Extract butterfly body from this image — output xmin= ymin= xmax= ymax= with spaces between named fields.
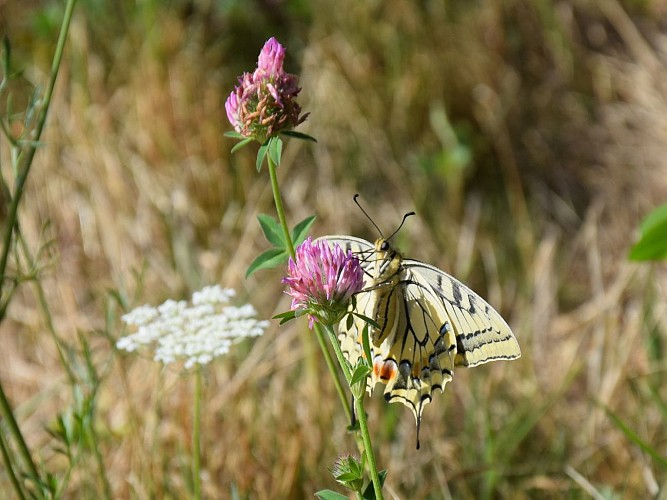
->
xmin=318 ymin=235 xmax=521 ymax=437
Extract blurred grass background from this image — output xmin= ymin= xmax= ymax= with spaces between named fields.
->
xmin=1 ymin=0 xmax=667 ymax=498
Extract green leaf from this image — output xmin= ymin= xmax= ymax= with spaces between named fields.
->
xmin=291 ymin=215 xmax=317 ymax=245
xmin=315 ymin=491 xmax=349 ymax=500
xmin=354 ymin=313 xmax=380 ymax=330
xmin=245 ymin=248 xmax=288 ymax=278
xmin=257 ymin=214 xmax=286 ymax=247
xmin=346 ymin=420 xmax=360 ymax=433
xmin=281 ymin=130 xmax=318 ymax=142
xmin=224 ymin=131 xmax=245 ymax=139
xmin=603 ymin=404 xmax=667 ymax=470
xmin=350 ymin=362 xmax=372 ymax=387
xmin=629 ymin=203 xmax=667 ymax=261
xmin=361 ymin=324 xmax=373 ymax=367
xmin=639 ymin=202 xmax=667 ymax=234
xmin=361 ymin=470 xmax=387 ymax=500
xmin=256 ymin=141 xmax=269 ymax=172
xmin=335 ymin=472 xmax=361 ymax=483
xmin=272 ymin=310 xmax=297 ymax=325
xmin=268 ymin=136 xmax=283 ymax=167
xmin=277 ymin=309 xmax=307 ymax=325
xmin=272 ymin=310 xmax=296 ymax=320
xmin=230 ymin=137 xmax=254 ymax=154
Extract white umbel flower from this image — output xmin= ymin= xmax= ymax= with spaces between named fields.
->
xmin=117 ymin=285 xmax=268 ymax=369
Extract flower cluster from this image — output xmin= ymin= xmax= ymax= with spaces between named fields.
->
xmin=282 ymin=238 xmax=365 ymax=328
xmin=117 ymin=285 xmax=268 ymax=369
xmin=225 ymin=37 xmax=308 ymax=143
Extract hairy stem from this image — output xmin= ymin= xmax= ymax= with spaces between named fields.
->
xmin=324 ymin=323 xmax=383 ymax=499
xmin=354 ymin=396 xmax=383 ymax=500
xmin=267 ymin=154 xmax=295 ymax=259
xmin=313 ymin=323 xmax=352 ymax=421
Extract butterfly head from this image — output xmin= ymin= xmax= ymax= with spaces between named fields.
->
xmin=373 ymin=238 xmax=403 ymax=281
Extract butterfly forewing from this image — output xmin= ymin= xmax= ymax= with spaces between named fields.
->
xmin=402 ymin=261 xmax=521 ymax=367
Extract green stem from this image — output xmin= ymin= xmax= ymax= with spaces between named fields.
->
xmin=323 ymin=323 xmax=352 ymax=384
xmin=267 ymin=154 xmax=295 ymax=259
xmin=18 ymin=231 xmax=77 ymax=386
xmin=0 ymin=429 xmax=26 ymax=500
xmin=354 ymin=397 xmax=383 ymax=500
xmin=323 ymin=324 xmax=383 ymax=499
xmin=0 ymin=379 xmax=40 ymax=490
xmin=312 ymin=323 xmax=352 ymax=422
xmin=0 ymin=0 xmax=77 ymax=306
xmin=86 ymin=405 xmax=113 ymax=500
xmin=0 ymin=0 xmax=77 ymax=490
xmin=193 ymin=366 xmax=202 ymax=500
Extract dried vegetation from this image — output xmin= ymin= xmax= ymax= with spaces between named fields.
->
xmin=1 ymin=0 xmax=666 ymax=497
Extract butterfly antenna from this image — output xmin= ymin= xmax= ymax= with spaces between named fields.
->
xmin=353 ymin=194 xmax=383 ymax=237
xmin=387 ymin=210 xmax=416 ymax=242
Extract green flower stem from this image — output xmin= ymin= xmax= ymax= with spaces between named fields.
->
xmin=353 ymin=397 xmax=383 ymax=500
xmin=323 ymin=324 xmax=352 ymax=383
xmin=323 ymin=324 xmax=383 ymax=500
xmin=312 ymin=323 xmax=352 ymax=421
xmin=266 ymin=152 xmax=352 ymax=423
xmin=193 ymin=365 xmax=202 ymax=500
xmin=267 ymin=154 xmax=295 ymax=259
xmin=0 ymin=0 xmax=77 ymax=493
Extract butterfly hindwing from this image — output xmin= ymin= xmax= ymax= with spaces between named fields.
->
xmin=373 ymin=264 xmax=457 ymax=423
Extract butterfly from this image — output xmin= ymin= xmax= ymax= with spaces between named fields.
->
xmin=318 ymin=234 xmax=521 ymax=447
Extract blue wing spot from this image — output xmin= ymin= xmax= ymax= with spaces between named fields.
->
xmin=439 ymin=321 xmax=451 ymax=336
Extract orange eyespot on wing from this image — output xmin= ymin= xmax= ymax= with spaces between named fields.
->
xmin=373 ymin=357 xmax=398 ymax=383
